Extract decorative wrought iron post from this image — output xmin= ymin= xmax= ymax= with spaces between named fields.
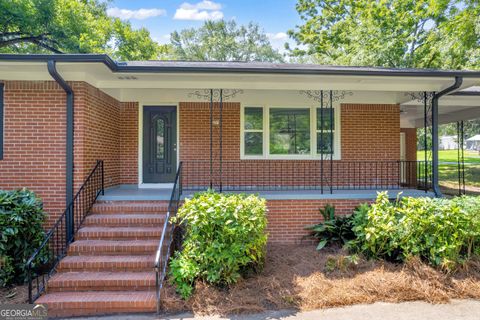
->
xmin=209 ymin=89 xmax=213 ymax=189
xmin=424 ymin=91 xmax=428 ymax=191
xmin=329 ymin=90 xmax=334 ymax=194
xmin=407 ymin=91 xmax=434 ymax=192
xmin=188 ymin=89 xmax=243 ymax=191
xmin=320 ymin=90 xmax=324 ymax=194
xmin=300 ymin=90 xmax=352 ymax=193
xmin=219 ymin=89 xmax=223 ymax=192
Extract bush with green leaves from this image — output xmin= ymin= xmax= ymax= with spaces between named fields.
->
xmin=0 ymin=189 xmax=46 ymax=286
xmin=350 ymin=192 xmax=480 ymax=270
xmin=305 ymin=204 xmax=356 ymax=250
xmin=169 ymin=191 xmax=268 ymax=299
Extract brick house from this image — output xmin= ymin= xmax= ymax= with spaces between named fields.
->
xmin=1 ymin=54 xmax=479 ymax=316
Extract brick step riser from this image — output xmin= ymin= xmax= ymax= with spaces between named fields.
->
xmin=76 ymin=234 xmax=161 ymax=241
xmin=48 ymin=285 xmax=156 ymax=293
xmin=89 ymin=209 xmax=168 ymax=215
xmin=68 ymin=250 xmax=157 ymax=256
xmin=83 ymin=223 xmax=164 ymax=228
xmin=57 ymin=266 xmax=153 ymax=272
xmin=83 ymin=217 xmax=165 ymax=227
xmin=43 ymin=305 xmax=156 ymax=318
xmin=91 ymin=203 xmax=169 ymax=215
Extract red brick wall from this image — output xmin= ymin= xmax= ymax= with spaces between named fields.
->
xmin=401 ymin=128 xmax=417 ymax=161
xmin=74 ymin=83 xmax=121 ymax=189
xmin=0 ymin=80 xmax=137 ymax=226
xmin=74 ymin=83 xmax=138 ymax=189
xmin=341 ymin=104 xmax=400 ymax=160
xmin=120 ymin=102 xmax=139 ymax=184
xmin=0 ymin=81 xmax=67 ymax=226
xmin=179 ymin=102 xmax=239 ymax=160
xmin=267 ymin=199 xmax=371 ymax=243
xmin=180 ymin=102 xmax=402 ymax=189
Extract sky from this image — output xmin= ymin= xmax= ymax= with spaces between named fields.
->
xmin=108 ymin=0 xmax=302 ymax=52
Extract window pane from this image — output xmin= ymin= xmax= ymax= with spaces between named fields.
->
xmin=317 ymin=108 xmax=334 ymax=130
xmin=244 ymin=107 xmax=263 ymax=130
xmin=270 ymin=108 xmax=310 ymax=155
xmin=244 ymin=132 xmax=263 ymax=155
xmin=156 ymin=118 xmax=165 ymax=160
xmin=317 ymin=132 xmax=333 ymax=154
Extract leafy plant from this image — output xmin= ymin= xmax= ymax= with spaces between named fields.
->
xmin=169 ymin=191 xmax=268 ymax=299
xmin=350 ymin=192 xmax=480 ymax=270
xmin=0 ymin=189 xmax=46 ymax=286
xmin=305 ymin=204 xmax=355 ymax=250
xmin=324 ymin=254 xmax=361 ymax=273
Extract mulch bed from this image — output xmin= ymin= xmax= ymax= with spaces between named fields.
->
xmin=0 ymin=284 xmax=29 ymax=304
xmin=161 ymin=243 xmax=480 ymax=316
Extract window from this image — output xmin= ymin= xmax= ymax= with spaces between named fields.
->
xmin=270 ymin=108 xmax=310 ymax=155
xmin=0 ymin=83 xmax=3 ymax=160
xmin=241 ymin=105 xmax=340 ymax=159
xmin=243 ymin=107 xmax=263 ymax=155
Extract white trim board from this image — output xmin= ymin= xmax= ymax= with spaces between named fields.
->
xmin=240 ymin=104 xmax=342 ymax=160
xmin=137 ymin=102 xmax=180 ymax=186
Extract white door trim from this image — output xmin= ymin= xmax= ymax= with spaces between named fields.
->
xmin=138 ymin=102 xmax=180 ymax=188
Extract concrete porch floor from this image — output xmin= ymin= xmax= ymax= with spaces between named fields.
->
xmin=97 ymin=184 xmax=434 ymax=201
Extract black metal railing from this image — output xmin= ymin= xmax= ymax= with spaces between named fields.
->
xmin=26 ymin=160 xmax=104 ymax=303
xmin=182 ymin=160 xmax=432 ymax=192
xmin=155 ymin=162 xmax=183 ymax=314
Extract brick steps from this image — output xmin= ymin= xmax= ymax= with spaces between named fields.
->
xmin=48 ymin=271 xmax=156 ymax=292
xmin=57 ymin=255 xmax=155 ymax=272
xmin=76 ymin=226 xmax=163 ymax=240
xmin=91 ymin=201 xmax=169 ymax=214
xmin=69 ymin=239 xmax=158 ymax=256
xmin=37 ymin=200 xmax=168 ymax=317
xmin=36 ymin=291 xmax=156 ymax=317
xmin=84 ymin=214 xmax=165 ymax=227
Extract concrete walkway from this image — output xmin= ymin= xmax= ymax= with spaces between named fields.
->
xmin=63 ymin=299 xmax=480 ymax=320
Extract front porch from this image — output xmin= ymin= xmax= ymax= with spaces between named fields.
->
xmin=99 ymin=184 xmax=434 ymax=201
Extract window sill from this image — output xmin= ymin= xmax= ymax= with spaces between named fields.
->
xmin=240 ymin=155 xmax=341 ymax=161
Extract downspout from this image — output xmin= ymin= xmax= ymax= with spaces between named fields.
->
xmin=47 ymin=61 xmax=74 ymax=238
xmin=431 ymin=76 xmax=463 ymax=197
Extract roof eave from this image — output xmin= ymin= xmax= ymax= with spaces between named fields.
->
xmin=1 ymin=53 xmax=480 ymax=78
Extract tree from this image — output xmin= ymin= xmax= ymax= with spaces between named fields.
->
xmin=0 ymin=0 xmax=162 ymax=60
xmin=169 ymin=20 xmax=284 ymax=62
xmin=288 ymin=0 xmax=480 ymax=69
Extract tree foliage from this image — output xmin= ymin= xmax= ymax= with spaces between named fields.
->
xmin=0 ymin=0 xmax=162 ymax=60
xmin=170 ymin=20 xmax=284 ymax=62
xmin=288 ymin=0 xmax=480 ymax=69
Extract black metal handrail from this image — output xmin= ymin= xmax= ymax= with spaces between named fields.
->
xmin=26 ymin=160 xmax=104 ymax=303
xmin=182 ymin=160 xmax=432 ymax=192
xmin=155 ymin=162 xmax=183 ymax=314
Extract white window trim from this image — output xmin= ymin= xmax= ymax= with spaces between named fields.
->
xmin=240 ymin=104 xmax=341 ymax=160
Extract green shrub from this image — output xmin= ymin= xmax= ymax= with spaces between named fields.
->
xmin=350 ymin=192 xmax=480 ymax=270
xmin=0 ymin=189 xmax=46 ymax=286
xmin=305 ymin=204 xmax=355 ymax=250
xmin=169 ymin=191 xmax=268 ymax=299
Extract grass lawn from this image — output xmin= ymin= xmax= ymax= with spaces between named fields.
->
xmin=417 ymin=150 xmax=480 ymax=164
xmin=417 ymin=150 xmax=480 ymax=189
